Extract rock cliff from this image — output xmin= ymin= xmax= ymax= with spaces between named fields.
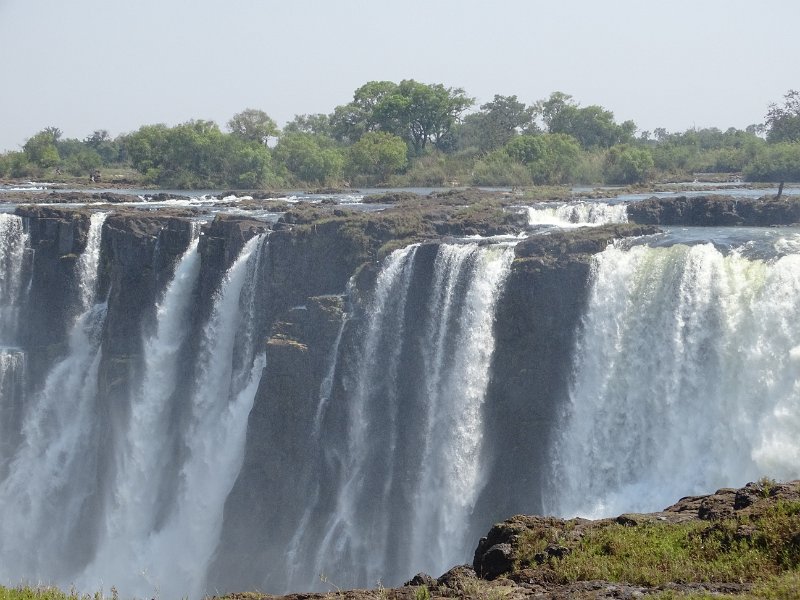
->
xmin=627 ymin=194 xmax=800 ymax=226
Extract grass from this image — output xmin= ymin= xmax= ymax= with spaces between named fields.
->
xmin=516 ymin=500 xmax=800 ymax=589
xmin=0 ymin=587 xmax=114 ymax=600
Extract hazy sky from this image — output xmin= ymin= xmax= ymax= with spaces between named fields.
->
xmin=1 ymin=0 xmax=798 ymax=151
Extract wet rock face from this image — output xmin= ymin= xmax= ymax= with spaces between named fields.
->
xmin=627 ymin=195 xmax=800 ymax=226
xmin=472 ymin=224 xmax=658 ymax=536
xmin=14 ymin=206 xmax=92 ymax=380
xmin=211 ymin=295 xmax=346 ymax=593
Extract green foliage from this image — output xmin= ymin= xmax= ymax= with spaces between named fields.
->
xmin=536 ymin=92 xmax=636 ymax=149
xmin=23 ymin=128 xmax=61 ymax=168
xmin=766 ymin=90 xmax=800 ymax=144
xmin=0 ymin=585 xmax=112 ymax=600
xmin=518 ymin=501 xmax=800 ymax=588
xmin=332 ymin=79 xmax=473 ymax=153
xmin=0 ymin=152 xmax=35 ymax=178
xmin=471 ymin=150 xmax=531 ymax=186
xmin=744 ymin=143 xmax=800 ymax=183
xmin=283 ymin=113 xmax=333 ymax=137
xmin=124 ymin=120 xmax=275 ymax=188
xmin=414 ymin=585 xmax=430 ymax=600
xmin=457 ymin=95 xmax=535 ymax=152
xmin=227 ymin=108 xmax=279 ymax=145
xmin=273 ymin=133 xmax=344 ymax=185
xmin=604 ymin=144 xmax=654 ymax=184
xmin=504 ymin=133 xmax=582 ymax=184
xmin=63 ymin=148 xmax=102 ymax=176
xmin=347 ymin=131 xmax=408 ymax=183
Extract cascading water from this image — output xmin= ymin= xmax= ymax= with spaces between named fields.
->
xmin=76 ymin=233 xmax=270 ymax=600
xmin=0 ymin=211 xmax=108 ymax=582
xmin=526 ymin=201 xmax=628 ymax=227
xmin=305 ymin=241 xmax=514 ymax=589
xmin=0 ymin=213 xmax=30 ymax=478
xmin=0 ymin=213 xmax=30 ymax=344
xmin=0 ymin=210 xmax=271 ymax=599
xmin=547 ymin=239 xmax=800 ymax=519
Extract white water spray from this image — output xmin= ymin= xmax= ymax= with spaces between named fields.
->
xmin=0 ymin=212 xmax=108 ymax=582
xmin=0 ymin=214 xmax=30 ymax=343
xmin=409 ymin=243 xmax=514 ymax=577
xmin=308 ymin=242 xmax=514 ymax=588
xmin=526 ymin=202 xmax=628 ymax=227
xmin=549 ymin=241 xmax=800 ymax=518
xmin=77 ymin=234 xmax=270 ymax=600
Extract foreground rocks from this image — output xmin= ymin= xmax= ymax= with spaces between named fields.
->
xmin=215 ymin=480 xmax=800 ymax=600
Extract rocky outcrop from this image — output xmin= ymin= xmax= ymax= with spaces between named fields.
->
xmin=14 ymin=206 xmax=92 ymax=381
xmin=472 ymin=224 xmax=658 ymax=533
xmin=214 ymin=480 xmax=800 ymax=600
xmin=211 ymin=295 xmax=346 ymax=592
xmin=627 ymin=194 xmax=800 ymax=226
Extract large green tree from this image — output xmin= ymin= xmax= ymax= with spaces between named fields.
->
xmin=505 ymin=133 xmax=582 ymax=184
xmin=750 ymin=90 xmax=800 ymax=198
xmin=457 ymin=94 xmax=535 ymax=152
xmin=347 ymin=131 xmax=408 ymax=183
xmin=273 ymin=133 xmax=344 ymax=185
xmin=23 ymin=127 xmax=62 ymax=168
xmin=227 ymin=108 xmax=280 ymax=145
xmin=331 ymin=80 xmax=473 ymax=153
xmin=535 ymin=92 xmax=636 ymax=149
xmin=765 ymin=90 xmax=800 ymax=144
xmin=753 ymin=90 xmax=800 ymax=197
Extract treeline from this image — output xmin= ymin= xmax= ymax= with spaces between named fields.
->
xmin=2 ymin=82 xmax=799 ymax=189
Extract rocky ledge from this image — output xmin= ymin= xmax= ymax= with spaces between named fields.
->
xmin=216 ymin=480 xmax=800 ymax=600
xmin=628 ymin=194 xmax=800 ymax=226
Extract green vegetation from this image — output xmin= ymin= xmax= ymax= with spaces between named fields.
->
xmin=0 ymin=586 xmax=111 ymax=600
xmin=516 ymin=501 xmax=800 ymax=589
xmin=2 ymin=85 xmax=799 ymax=191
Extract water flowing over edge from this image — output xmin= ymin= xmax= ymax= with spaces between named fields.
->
xmin=547 ymin=241 xmax=800 ymax=519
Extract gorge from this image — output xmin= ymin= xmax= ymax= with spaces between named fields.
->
xmin=0 ymin=190 xmax=798 ymax=598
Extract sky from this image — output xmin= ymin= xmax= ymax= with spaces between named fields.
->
xmin=0 ymin=0 xmax=798 ymax=152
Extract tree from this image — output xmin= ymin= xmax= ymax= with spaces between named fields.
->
xmin=535 ymin=92 xmax=636 ymax=149
xmin=23 ymin=127 xmax=62 ymax=168
xmin=765 ymin=90 xmax=800 ymax=144
xmin=603 ymin=145 xmax=654 ymax=184
xmin=744 ymin=143 xmax=800 ymax=193
xmin=761 ymin=90 xmax=800 ymax=197
xmin=124 ymin=120 xmax=274 ymax=188
xmin=283 ymin=113 xmax=333 ymax=137
xmin=332 ymin=80 xmax=473 ymax=153
xmin=456 ymin=95 xmax=535 ymax=152
xmin=227 ymin=108 xmax=279 ymax=145
xmin=273 ymin=133 xmax=344 ymax=185
xmin=375 ymin=80 xmax=473 ymax=153
xmin=505 ymin=133 xmax=582 ymax=184
xmin=347 ymin=131 xmax=408 ymax=183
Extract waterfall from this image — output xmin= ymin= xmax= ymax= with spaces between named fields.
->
xmin=0 ymin=213 xmax=270 ymax=599
xmin=526 ymin=201 xmax=628 ymax=227
xmin=548 ymin=241 xmax=800 ymax=519
xmin=0 ymin=214 xmax=30 ymax=344
xmin=0 ymin=349 xmax=25 ymax=477
xmin=75 ymin=233 xmax=270 ymax=600
xmin=408 ymin=243 xmax=514 ymax=577
xmin=307 ymin=241 xmax=514 ymax=589
xmin=0 ymin=212 xmax=108 ymax=581
xmin=76 ymin=232 xmax=203 ymax=594
xmin=0 ymin=214 xmax=30 ymax=478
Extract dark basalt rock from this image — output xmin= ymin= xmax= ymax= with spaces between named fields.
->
xmin=14 ymin=205 xmax=92 ymax=381
xmin=627 ymin=194 xmax=800 ymax=226
xmin=472 ymin=224 xmax=659 ymax=537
